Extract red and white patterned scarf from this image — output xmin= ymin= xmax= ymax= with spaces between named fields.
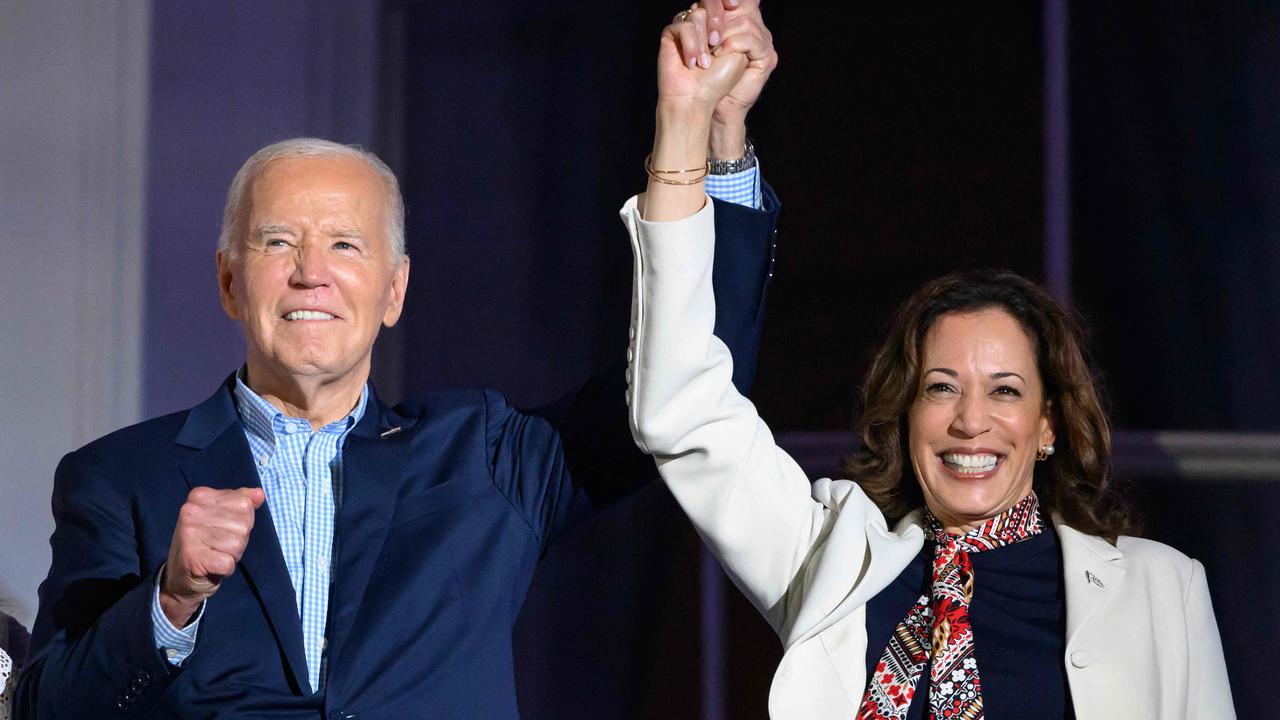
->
xmin=857 ymin=491 xmax=1043 ymax=720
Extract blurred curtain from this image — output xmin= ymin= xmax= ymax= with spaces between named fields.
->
xmin=1071 ymin=3 xmax=1280 ymax=715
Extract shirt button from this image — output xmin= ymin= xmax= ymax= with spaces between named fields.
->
xmin=165 ymin=648 xmax=178 ymax=659
xmin=1070 ymin=650 xmax=1093 ymax=668
xmin=258 ymin=456 xmax=269 ymax=466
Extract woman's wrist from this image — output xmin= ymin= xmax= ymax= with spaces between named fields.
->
xmin=652 ymin=104 xmax=714 ymax=172
xmin=642 ymin=104 xmax=713 ymax=222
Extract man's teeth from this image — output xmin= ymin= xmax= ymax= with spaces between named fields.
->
xmin=285 ymin=310 xmax=335 ymax=321
xmin=941 ymin=453 xmax=999 ymax=473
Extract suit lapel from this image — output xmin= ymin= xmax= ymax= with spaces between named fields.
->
xmin=175 ymin=378 xmax=312 ymax=694
xmin=325 ymin=389 xmax=412 ymax=678
xmin=1055 ymin=518 xmax=1127 ymax=648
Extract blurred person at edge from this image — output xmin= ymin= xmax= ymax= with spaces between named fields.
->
xmin=622 ymin=7 xmax=1234 ymax=718
xmin=15 ymin=2 xmax=778 ymax=717
xmin=0 ymin=605 xmax=30 ymax=720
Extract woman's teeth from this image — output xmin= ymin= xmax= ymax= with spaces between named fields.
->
xmin=942 ymin=453 xmax=998 ymax=474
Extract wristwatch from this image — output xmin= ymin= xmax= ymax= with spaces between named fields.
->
xmin=709 ymin=139 xmax=757 ymax=175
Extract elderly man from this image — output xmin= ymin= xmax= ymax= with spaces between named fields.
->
xmin=16 ymin=4 xmax=778 ymax=718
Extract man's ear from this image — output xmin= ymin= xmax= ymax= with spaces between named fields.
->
xmin=216 ymin=250 xmax=240 ymax=321
xmin=382 ymin=255 xmax=410 ymax=328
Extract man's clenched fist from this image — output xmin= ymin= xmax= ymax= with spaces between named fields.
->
xmin=158 ymin=486 xmax=265 ymax=627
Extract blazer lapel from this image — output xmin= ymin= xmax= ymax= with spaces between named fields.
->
xmin=1055 ymin=518 xmax=1127 ymax=648
xmin=175 ymin=378 xmax=312 ymax=695
xmin=807 ymin=507 xmax=925 ymax=711
xmin=325 ymin=389 xmax=412 ymax=677
xmin=794 ymin=503 xmax=925 ymax=645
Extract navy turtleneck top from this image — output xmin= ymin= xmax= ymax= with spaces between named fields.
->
xmin=863 ymin=522 xmax=1074 ymax=719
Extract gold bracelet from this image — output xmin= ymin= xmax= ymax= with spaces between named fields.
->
xmin=644 ymin=154 xmax=709 ymax=185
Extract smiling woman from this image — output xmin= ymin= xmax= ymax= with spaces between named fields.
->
xmin=627 ymin=171 xmax=1235 ymax=714
xmin=848 ymin=269 xmax=1136 ymax=540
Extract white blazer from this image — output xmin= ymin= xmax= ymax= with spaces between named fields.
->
xmin=619 ymin=196 xmax=1235 ymax=720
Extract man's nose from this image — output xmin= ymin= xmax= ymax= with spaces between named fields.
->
xmin=290 ymin=240 xmax=332 ymax=287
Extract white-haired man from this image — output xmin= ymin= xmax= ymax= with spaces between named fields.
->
xmin=17 ymin=2 xmax=779 ymax=717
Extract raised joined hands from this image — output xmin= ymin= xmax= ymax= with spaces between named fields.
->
xmin=662 ymin=0 xmax=778 ymax=158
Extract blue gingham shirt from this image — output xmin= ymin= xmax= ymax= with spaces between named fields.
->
xmin=150 ymin=164 xmax=760 ymax=681
xmin=152 ymin=374 xmax=366 ymax=693
xmin=706 ymin=164 xmax=763 ymax=209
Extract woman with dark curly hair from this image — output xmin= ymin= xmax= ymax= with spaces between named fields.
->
xmin=624 ymin=34 xmax=1234 ymax=712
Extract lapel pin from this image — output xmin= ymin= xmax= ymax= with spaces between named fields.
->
xmin=380 ymin=426 xmax=402 ymax=439
xmin=1085 ymin=570 xmax=1104 ymax=588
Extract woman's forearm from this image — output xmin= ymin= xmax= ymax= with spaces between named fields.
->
xmin=642 ymin=102 xmax=714 ymax=222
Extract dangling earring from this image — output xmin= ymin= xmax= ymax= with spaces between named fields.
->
xmin=1036 ymin=444 xmax=1055 ymax=462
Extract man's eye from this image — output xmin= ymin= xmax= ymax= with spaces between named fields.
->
xmin=334 ymin=241 xmax=354 ymax=251
xmin=265 ymin=238 xmax=289 ymax=247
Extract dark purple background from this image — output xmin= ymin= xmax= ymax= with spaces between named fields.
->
xmin=143 ymin=2 xmax=1274 ymax=716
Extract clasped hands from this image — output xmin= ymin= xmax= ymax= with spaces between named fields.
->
xmin=660 ymin=0 xmax=777 ymax=160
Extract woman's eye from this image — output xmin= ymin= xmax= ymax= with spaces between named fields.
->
xmin=926 ymin=382 xmax=957 ymax=394
xmin=993 ymin=385 xmax=1022 ymax=398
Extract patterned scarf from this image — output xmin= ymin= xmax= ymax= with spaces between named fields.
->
xmin=857 ymin=491 xmax=1043 ymax=720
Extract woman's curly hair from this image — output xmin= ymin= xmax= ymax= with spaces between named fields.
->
xmin=842 ymin=269 xmax=1138 ymax=540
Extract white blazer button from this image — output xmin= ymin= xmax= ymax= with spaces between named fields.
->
xmin=1070 ymin=650 xmax=1093 ymax=668
xmin=629 ymin=326 xmax=636 ymax=340
xmin=624 ymin=390 xmax=632 ymax=406
xmin=625 ymin=368 xmax=632 ymax=383
xmin=627 ymin=348 xmax=634 ymax=362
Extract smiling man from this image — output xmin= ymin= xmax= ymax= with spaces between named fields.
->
xmin=218 ymin=150 xmax=409 ymax=429
xmin=17 ymin=136 xmax=777 ymax=717
xmin=15 ymin=23 xmax=780 ymax=713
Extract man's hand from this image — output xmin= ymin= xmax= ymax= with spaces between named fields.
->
xmin=700 ymin=0 xmax=778 ymax=159
xmin=159 ymin=486 xmax=265 ymax=627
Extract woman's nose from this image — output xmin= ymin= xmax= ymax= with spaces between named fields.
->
xmin=951 ymin=393 xmax=991 ymax=438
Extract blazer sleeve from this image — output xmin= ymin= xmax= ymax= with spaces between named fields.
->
xmin=495 ymin=185 xmax=781 ymax=550
xmin=621 ymin=194 xmax=833 ymax=634
xmin=15 ymin=451 xmax=177 ymax=720
xmin=1184 ymin=559 xmax=1235 ymax=717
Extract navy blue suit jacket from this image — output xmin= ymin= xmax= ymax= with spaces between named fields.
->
xmin=16 ymin=192 xmax=779 ymax=719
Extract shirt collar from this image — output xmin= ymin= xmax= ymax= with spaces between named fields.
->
xmin=233 ymin=367 xmax=369 ymax=449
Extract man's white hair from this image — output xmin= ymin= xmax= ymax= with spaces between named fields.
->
xmin=217 ymin=137 xmax=406 ymax=264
